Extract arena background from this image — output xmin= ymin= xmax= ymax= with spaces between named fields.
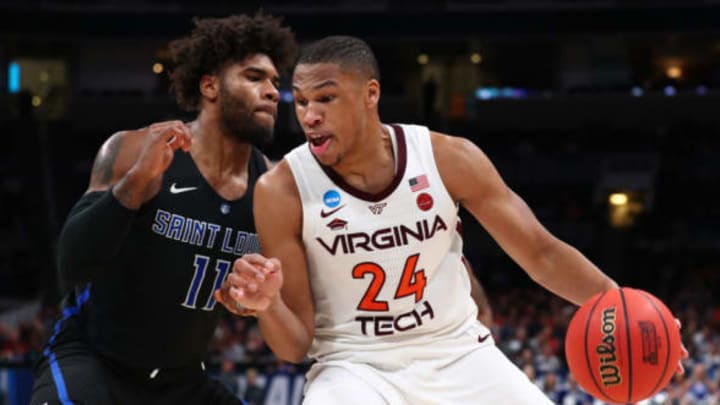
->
xmin=1 ymin=1 xmax=720 ymax=404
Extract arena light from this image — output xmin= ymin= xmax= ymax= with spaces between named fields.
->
xmin=417 ymin=54 xmax=429 ymax=65
xmin=474 ymin=87 xmax=528 ymax=100
xmin=475 ymin=87 xmax=497 ymax=100
xmin=666 ymin=66 xmax=682 ymax=79
xmin=664 ymin=85 xmax=676 ymax=97
xmin=609 ymin=193 xmax=628 ymax=206
xmin=152 ymin=62 xmax=164 ymax=74
xmin=631 ymin=86 xmax=643 ymax=97
xmin=470 ymin=53 xmax=482 ymax=64
xmin=8 ymin=61 xmax=20 ymax=93
xmin=31 ymin=95 xmax=42 ymax=107
xmin=279 ymin=90 xmax=293 ymax=103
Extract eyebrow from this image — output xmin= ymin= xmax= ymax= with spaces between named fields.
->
xmin=292 ymin=80 xmax=338 ymax=91
xmin=244 ymin=66 xmax=280 ymax=82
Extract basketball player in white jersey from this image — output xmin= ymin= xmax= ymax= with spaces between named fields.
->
xmin=216 ymin=36 xmax=683 ymax=403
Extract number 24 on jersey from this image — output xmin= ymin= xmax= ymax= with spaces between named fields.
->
xmin=353 ymin=253 xmax=426 ymax=311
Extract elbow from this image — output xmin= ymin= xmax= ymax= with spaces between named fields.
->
xmin=278 ymin=351 xmax=308 ymax=364
xmin=57 ymin=257 xmax=91 ymax=289
xmin=57 ymin=242 xmax=100 ymax=287
xmin=275 ymin=342 xmax=311 ymax=364
xmin=57 ymin=228 xmax=108 ymax=277
xmin=272 ymin=330 xmax=313 ymax=364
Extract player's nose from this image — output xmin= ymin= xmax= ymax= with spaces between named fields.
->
xmin=262 ymin=80 xmax=279 ymax=103
xmin=302 ymin=108 xmax=322 ymax=128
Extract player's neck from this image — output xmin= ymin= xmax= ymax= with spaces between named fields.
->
xmin=190 ymin=116 xmax=252 ymax=179
xmin=186 ymin=114 xmax=254 ymax=201
xmin=332 ymin=121 xmax=395 ymax=194
xmin=188 ymin=112 xmax=252 ymax=176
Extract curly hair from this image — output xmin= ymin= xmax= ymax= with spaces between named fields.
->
xmin=169 ymin=13 xmax=297 ymax=111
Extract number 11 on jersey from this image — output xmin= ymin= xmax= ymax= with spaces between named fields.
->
xmin=181 ymin=254 xmax=231 ymax=310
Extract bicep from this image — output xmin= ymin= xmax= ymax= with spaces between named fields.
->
xmin=253 ymin=173 xmax=315 ymax=332
xmin=87 ymin=131 xmax=140 ymax=193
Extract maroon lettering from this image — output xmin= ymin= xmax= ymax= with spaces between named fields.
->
xmin=317 ymin=215 xmax=448 ymax=255
xmin=375 ymin=316 xmax=395 ymax=336
xmin=355 ymin=301 xmax=435 ymax=336
xmin=371 ymin=228 xmax=395 ymax=249
xmin=347 ymin=233 xmax=370 ymax=253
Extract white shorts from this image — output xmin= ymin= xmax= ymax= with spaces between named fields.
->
xmin=303 ymin=342 xmax=553 ymax=405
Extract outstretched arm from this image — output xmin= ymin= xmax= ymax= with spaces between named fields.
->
xmin=433 ymin=133 xmax=617 ymax=306
xmin=462 ymin=257 xmax=493 ymax=327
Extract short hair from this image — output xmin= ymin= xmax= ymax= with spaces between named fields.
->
xmin=169 ymin=13 xmax=297 ymax=111
xmin=297 ymin=36 xmax=380 ymax=82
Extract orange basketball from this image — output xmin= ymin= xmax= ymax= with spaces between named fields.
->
xmin=565 ymin=287 xmax=681 ymax=404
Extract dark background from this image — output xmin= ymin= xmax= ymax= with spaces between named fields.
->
xmin=1 ymin=1 xmax=720 ymax=403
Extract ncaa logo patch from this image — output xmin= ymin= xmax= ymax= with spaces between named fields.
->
xmin=323 ymin=190 xmax=341 ymax=208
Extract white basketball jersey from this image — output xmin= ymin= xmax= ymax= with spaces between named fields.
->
xmin=285 ymin=124 xmax=482 ymax=365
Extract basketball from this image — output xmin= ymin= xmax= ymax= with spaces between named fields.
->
xmin=565 ymin=287 xmax=682 ymax=404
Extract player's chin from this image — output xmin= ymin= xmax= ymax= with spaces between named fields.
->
xmin=254 ymin=108 xmax=277 ymax=123
xmin=312 ymin=152 xmax=340 ymax=167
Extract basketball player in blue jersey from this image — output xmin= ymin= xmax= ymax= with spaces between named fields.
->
xmin=216 ymin=36 xmax=685 ymax=403
xmin=30 ymin=14 xmax=297 ymax=405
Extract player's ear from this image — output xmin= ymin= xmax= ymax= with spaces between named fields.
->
xmin=199 ymin=74 xmax=220 ymax=103
xmin=366 ymin=79 xmax=380 ymax=109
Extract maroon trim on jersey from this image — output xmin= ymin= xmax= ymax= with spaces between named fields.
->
xmin=318 ymin=124 xmax=407 ymax=203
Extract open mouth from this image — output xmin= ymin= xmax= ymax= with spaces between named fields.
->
xmin=309 ymin=134 xmax=331 ymax=147
xmin=308 ymin=133 xmax=333 ymax=155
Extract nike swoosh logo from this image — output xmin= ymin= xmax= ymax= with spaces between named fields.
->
xmin=320 ymin=205 xmax=345 ymax=218
xmin=478 ymin=333 xmax=492 ymax=343
xmin=170 ymin=183 xmax=198 ymax=194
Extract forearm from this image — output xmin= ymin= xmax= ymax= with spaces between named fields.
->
xmin=530 ymin=239 xmax=618 ymax=306
xmin=470 ymin=279 xmax=494 ymax=328
xmin=464 ymin=258 xmax=494 ymax=327
xmin=257 ymin=296 xmax=313 ymax=363
xmin=57 ymin=190 xmax=136 ymax=286
xmin=112 ymin=168 xmax=158 ymax=210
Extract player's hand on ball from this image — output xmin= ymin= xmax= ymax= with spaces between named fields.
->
xmin=675 ymin=318 xmax=689 ymax=376
xmin=215 ymin=253 xmax=283 ymax=315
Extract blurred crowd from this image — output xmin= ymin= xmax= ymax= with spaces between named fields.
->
xmin=2 ymin=279 xmax=720 ymax=405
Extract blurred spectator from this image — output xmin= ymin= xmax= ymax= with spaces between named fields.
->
xmin=244 ymin=326 xmax=271 ymax=364
xmin=535 ymin=341 xmax=562 ymax=376
xmin=242 ymin=367 xmax=265 ymax=405
xmin=562 ymin=374 xmax=594 ymax=405
xmin=217 ymin=358 xmax=239 ymax=397
xmin=540 ymin=371 xmax=565 ymax=403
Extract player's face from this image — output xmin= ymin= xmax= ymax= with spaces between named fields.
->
xmin=292 ymin=62 xmax=369 ymax=167
xmin=218 ymin=54 xmax=280 ymax=146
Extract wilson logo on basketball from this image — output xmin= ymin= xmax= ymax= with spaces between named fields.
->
xmin=596 ymin=307 xmax=622 ymax=387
